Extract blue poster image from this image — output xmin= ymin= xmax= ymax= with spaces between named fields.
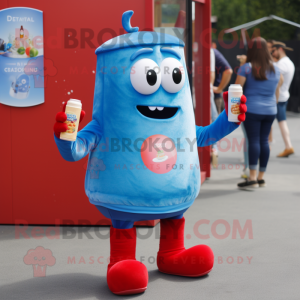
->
xmin=0 ymin=7 xmax=44 ymax=107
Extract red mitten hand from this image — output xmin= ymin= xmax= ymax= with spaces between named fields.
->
xmin=238 ymin=95 xmax=247 ymax=124
xmin=223 ymin=92 xmax=247 ymax=125
xmin=53 ymin=101 xmax=85 ymax=138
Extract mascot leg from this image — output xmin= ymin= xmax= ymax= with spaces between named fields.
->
xmin=157 ymin=217 xmax=214 ymax=277
xmin=107 ymin=226 xmax=148 ymax=295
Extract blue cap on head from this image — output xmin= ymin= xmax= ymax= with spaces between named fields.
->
xmin=95 ymin=10 xmax=184 ymax=55
xmin=122 ymin=10 xmax=139 ymax=33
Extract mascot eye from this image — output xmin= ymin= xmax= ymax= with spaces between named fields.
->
xmin=130 ymin=58 xmax=161 ymax=95
xmin=160 ymin=58 xmax=185 ymax=93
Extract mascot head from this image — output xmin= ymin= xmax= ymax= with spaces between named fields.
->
xmin=92 ymin=10 xmax=194 ymax=136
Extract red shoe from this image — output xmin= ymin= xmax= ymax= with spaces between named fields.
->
xmin=107 ymin=227 xmax=148 ymax=295
xmin=157 ymin=217 xmax=214 ymax=277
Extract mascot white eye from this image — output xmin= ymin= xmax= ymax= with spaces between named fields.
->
xmin=160 ymin=58 xmax=185 ymax=93
xmin=130 ymin=58 xmax=161 ymax=95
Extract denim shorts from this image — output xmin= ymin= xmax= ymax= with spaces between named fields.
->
xmin=276 ymin=101 xmax=288 ymax=122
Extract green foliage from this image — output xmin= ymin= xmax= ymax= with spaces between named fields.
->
xmin=161 ymin=4 xmax=180 ymax=24
xmin=212 ymin=0 xmax=300 ymax=41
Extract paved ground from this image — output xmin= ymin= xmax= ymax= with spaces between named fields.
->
xmin=1 ymin=113 xmax=299 ymax=300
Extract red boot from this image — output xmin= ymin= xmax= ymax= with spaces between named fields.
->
xmin=107 ymin=227 xmax=148 ymax=295
xmin=157 ymin=217 xmax=214 ymax=277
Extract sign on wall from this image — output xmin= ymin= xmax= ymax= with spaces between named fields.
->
xmin=0 ymin=7 xmax=44 ymax=107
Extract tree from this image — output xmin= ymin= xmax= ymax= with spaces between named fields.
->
xmin=212 ymin=0 xmax=300 ymax=41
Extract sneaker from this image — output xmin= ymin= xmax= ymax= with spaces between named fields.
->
xmin=237 ymin=180 xmax=259 ymax=189
xmin=269 ymin=139 xmax=275 ymax=145
xmin=211 ymin=148 xmax=218 ymax=169
xmin=241 ymin=168 xmax=250 ymax=179
xmin=277 ymin=148 xmax=294 ymax=158
xmin=257 ymin=179 xmax=266 ymax=187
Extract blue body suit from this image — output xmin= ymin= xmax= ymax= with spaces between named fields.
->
xmin=54 ymin=22 xmax=238 ymax=228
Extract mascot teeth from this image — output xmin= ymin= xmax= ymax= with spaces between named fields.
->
xmin=148 ymin=106 xmax=165 ymax=111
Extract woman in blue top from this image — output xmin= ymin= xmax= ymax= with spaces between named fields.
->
xmin=236 ymin=37 xmax=282 ymax=189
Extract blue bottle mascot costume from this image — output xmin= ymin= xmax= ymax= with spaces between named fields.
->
xmin=54 ymin=11 xmax=247 ymax=295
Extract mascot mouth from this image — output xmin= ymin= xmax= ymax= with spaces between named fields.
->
xmin=136 ymin=106 xmax=179 ymax=119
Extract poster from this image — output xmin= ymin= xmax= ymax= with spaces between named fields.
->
xmin=0 ymin=7 xmax=44 ymax=107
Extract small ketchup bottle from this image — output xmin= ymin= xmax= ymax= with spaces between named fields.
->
xmin=20 ymin=26 xmax=24 ymax=38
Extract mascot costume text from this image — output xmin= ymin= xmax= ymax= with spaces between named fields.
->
xmin=54 ymin=11 xmax=247 ymax=295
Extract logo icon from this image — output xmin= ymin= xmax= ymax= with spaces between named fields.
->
xmin=141 ymin=134 xmax=177 ymax=174
xmin=23 ymin=246 xmax=56 ymax=277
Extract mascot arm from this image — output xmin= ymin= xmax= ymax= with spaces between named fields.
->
xmin=196 ymin=92 xmax=247 ymax=147
xmin=195 ymin=110 xmax=238 ymax=147
xmin=54 ymin=121 xmax=102 ymax=162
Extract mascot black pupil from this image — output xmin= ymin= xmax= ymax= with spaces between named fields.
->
xmin=172 ymin=68 xmax=182 ymax=84
xmin=147 ymin=70 xmax=157 ymax=86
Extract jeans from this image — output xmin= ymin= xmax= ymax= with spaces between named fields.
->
xmin=210 ymin=89 xmax=219 ymax=151
xmin=241 ymin=123 xmax=249 ymax=170
xmin=243 ymin=112 xmax=276 ymax=172
xmin=214 ymin=94 xmax=224 ymax=114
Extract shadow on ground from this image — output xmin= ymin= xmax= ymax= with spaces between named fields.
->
xmin=0 ymin=271 xmax=209 ymax=300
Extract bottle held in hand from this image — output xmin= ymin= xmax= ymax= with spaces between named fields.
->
xmin=60 ymin=99 xmax=82 ymax=141
xmin=228 ymin=84 xmax=243 ymax=122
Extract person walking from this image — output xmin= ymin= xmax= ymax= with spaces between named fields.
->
xmin=235 ymin=37 xmax=283 ymax=189
xmin=266 ymin=39 xmax=278 ymax=146
xmin=236 ymin=54 xmax=249 ymax=179
xmin=213 ymin=48 xmax=233 ymax=114
xmin=271 ymin=41 xmax=295 ymax=157
xmin=267 ymin=40 xmax=278 ymax=63
xmin=210 ymin=48 xmax=219 ymax=167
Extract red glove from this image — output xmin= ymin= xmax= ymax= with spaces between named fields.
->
xmin=53 ymin=101 xmax=86 ymax=138
xmin=223 ymin=91 xmax=247 ymax=125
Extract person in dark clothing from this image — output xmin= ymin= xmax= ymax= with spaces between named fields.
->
xmin=212 ymin=48 xmax=233 ymax=113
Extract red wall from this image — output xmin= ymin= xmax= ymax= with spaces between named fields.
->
xmin=194 ymin=0 xmax=211 ymax=178
xmin=0 ymin=0 xmax=153 ymax=225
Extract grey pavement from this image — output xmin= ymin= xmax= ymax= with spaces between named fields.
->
xmin=1 ymin=113 xmax=299 ymax=300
